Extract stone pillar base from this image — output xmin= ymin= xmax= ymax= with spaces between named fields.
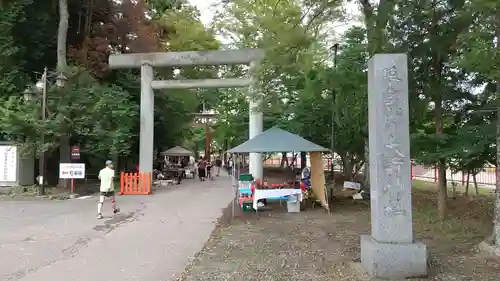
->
xmin=360 ymin=235 xmax=428 ymax=279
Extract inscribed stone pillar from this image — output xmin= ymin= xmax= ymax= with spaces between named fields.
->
xmin=360 ymin=53 xmax=427 ymax=278
xmin=248 ymin=62 xmax=263 ymax=180
xmin=139 ymin=62 xmax=154 ymax=175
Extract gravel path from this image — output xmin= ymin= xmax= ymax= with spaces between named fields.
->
xmin=179 ymin=196 xmax=500 ymax=281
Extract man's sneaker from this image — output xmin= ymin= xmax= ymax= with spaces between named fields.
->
xmin=113 ymin=208 xmax=120 ymax=214
xmin=97 ymin=213 xmax=103 ymax=219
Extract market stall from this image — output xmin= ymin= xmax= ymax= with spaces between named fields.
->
xmin=227 ymin=127 xmax=330 ymax=217
xmin=159 ymin=146 xmax=195 ymax=179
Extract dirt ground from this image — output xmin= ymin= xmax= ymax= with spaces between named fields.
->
xmin=178 ymin=180 xmax=500 ymax=281
xmin=0 ymin=182 xmax=100 ymax=200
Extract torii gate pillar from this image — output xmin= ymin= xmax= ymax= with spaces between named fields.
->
xmin=139 ymin=62 xmax=154 ymax=174
xmin=248 ymin=70 xmax=263 ymax=179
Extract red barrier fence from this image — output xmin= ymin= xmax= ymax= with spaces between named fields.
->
xmin=120 ymin=172 xmax=152 ymax=195
xmin=264 ymin=158 xmax=497 ymax=187
xmin=410 ymin=163 xmax=497 ymax=187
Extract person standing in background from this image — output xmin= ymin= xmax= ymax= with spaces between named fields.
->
xmin=227 ymin=158 xmax=233 ymax=175
xmin=177 ymin=157 xmax=188 ymax=184
xmin=97 ymin=160 xmax=120 ymax=219
xmin=206 ymin=159 xmax=213 ymax=180
xmin=215 ymin=157 xmax=222 ymax=176
xmin=197 ymin=157 xmax=207 ymax=181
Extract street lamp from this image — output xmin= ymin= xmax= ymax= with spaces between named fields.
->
xmin=55 ymin=73 xmax=67 ymax=87
xmin=22 ymin=87 xmax=37 ymax=102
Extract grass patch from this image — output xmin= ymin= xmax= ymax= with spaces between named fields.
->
xmin=0 ymin=185 xmax=73 ymax=200
xmin=412 ymin=180 xmax=493 ymax=252
xmin=412 ymin=179 xmax=494 ymax=197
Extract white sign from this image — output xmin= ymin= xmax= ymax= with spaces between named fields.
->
xmin=343 ymin=181 xmax=361 ymax=190
xmin=0 ymin=145 xmax=17 ymax=182
xmin=59 ymin=163 xmax=85 ymax=179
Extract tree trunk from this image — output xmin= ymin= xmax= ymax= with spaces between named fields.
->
xmin=342 ymin=154 xmax=354 ymax=181
xmin=57 ymin=0 xmax=70 ymax=188
xmin=465 ymin=171 xmax=470 ymax=196
xmin=300 ymin=151 xmax=307 ymax=169
xmin=472 ymin=172 xmax=479 ymax=196
xmin=280 ymin=152 xmax=288 ymax=168
xmin=288 ymin=153 xmax=297 ymax=168
xmin=437 ymin=159 xmax=447 ymax=220
xmin=493 ymin=11 xmax=500 ymax=247
xmin=194 ymin=142 xmax=199 ymax=159
xmin=452 ymin=182 xmax=456 ymax=199
xmin=223 ymin=139 xmax=228 ymax=164
xmin=57 ymin=0 xmax=68 ymax=72
xmin=432 ymin=0 xmax=447 ymax=219
xmin=358 ymin=0 xmax=396 ymax=192
xmin=354 ymin=160 xmax=364 ymax=176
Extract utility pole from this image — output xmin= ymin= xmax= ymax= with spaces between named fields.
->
xmin=22 ymin=67 xmax=64 ymax=195
xmin=205 ymin=122 xmax=211 ymax=160
xmin=331 ymin=44 xmax=339 ymax=181
xmin=39 ymin=67 xmax=47 ymax=196
xmin=192 ymin=102 xmax=216 ymax=161
xmin=202 ymin=103 xmax=211 ymax=160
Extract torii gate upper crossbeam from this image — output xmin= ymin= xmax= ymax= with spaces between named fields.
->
xmin=109 ymin=49 xmax=265 ymax=68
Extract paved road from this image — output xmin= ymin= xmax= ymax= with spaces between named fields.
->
xmin=0 ymin=176 xmax=234 ymax=281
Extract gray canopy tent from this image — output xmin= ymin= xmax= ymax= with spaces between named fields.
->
xmin=227 ymin=127 xmax=329 ymax=153
xmin=159 ymin=146 xmax=193 ymax=157
xmin=227 ymin=127 xmax=330 ymax=217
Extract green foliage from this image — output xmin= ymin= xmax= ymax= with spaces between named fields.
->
xmin=0 ymin=1 xmax=29 ymax=97
xmin=0 ymin=67 xmax=139 ymax=156
xmin=212 ymin=88 xmax=250 ymax=148
xmin=211 ymin=0 xmax=369 ymax=177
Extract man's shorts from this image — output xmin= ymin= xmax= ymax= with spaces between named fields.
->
xmin=100 ymin=191 xmax=115 ymax=197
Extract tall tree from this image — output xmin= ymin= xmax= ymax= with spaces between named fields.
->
xmin=364 ymin=0 xmax=472 ymax=219
xmin=1 ymin=0 xmax=223 ymax=182
xmin=356 ymin=0 xmax=398 ymax=190
xmin=212 ymin=0 xmax=343 ymax=148
xmin=57 ymin=0 xmax=70 ymax=187
xmin=456 ymin=0 xmax=500 ymax=248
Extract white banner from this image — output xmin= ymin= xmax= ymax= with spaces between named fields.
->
xmin=0 ymin=145 xmax=17 ymax=182
xmin=59 ymin=163 xmax=85 ymax=179
xmin=343 ymin=181 xmax=361 ymax=190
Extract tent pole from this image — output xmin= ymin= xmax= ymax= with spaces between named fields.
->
xmin=232 ymin=154 xmax=236 ymax=219
xmin=325 ymin=185 xmax=331 ymax=215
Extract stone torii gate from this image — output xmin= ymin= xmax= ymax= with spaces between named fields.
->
xmin=108 ymin=49 xmax=265 ymax=179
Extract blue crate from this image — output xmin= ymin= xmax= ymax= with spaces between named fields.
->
xmin=238 ymin=187 xmax=252 ymax=194
xmin=266 ymin=196 xmax=289 ymax=201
